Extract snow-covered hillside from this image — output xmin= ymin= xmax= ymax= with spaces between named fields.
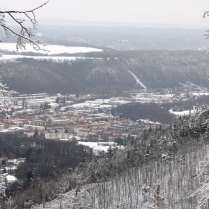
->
xmin=33 ymin=144 xmax=209 ymax=209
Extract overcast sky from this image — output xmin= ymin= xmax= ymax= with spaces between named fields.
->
xmin=2 ymin=0 xmax=209 ymax=28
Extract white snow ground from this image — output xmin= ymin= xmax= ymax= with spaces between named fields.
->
xmin=140 ymin=119 xmax=161 ymax=124
xmin=0 ymin=43 xmax=103 ymax=55
xmin=128 ymin=70 xmax=147 ymax=91
xmin=169 ymin=109 xmax=197 ymax=116
xmin=78 ymin=141 xmax=117 ymax=155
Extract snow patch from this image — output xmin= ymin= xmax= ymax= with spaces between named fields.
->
xmin=169 ymin=109 xmax=197 ymax=116
xmin=0 ymin=43 xmax=103 ymax=55
xmin=128 ymin=70 xmax=147 ymax=91
xmin=78 ymin=141 xmax=117 ymax=155
xmin=140 ymin=119 xmax=161 ymax=124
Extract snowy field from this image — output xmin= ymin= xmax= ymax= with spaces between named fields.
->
xmin=140 ymin=119 xmax=160 ymax=124
xmin=0 ymin=43 xmax=103 ymax=55
xmin=0 ymin=43 xmax=103 ymax=62
xmin=169 ymin=109 xmax=197 ymax=116
xmin=192 ymin=92 xmax=209 ymax=96
xmin=78 ymin=141 xmax=117 ymax=155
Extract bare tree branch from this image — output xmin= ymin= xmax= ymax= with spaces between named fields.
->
xmin=203 ymin=11 xmax=209 ymax=18
xmin=203 ymin=11 xmax=209 ymax=42
xmin=0 ymin=2 xmax=48 ymax=117
xmin=0 ymin=1 xmax=48 ymax=51
xmin=0 ymin=1 xmax=49 ymax=14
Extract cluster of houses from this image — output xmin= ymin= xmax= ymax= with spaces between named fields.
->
xmin=0 ymin=111 xmax=149 ymax=143
xmin=1 ymin=84 xmax=207 ymax=143
xmin=128 ymin=83 xmax=209 ymax=103
xmin=0 ymin=157 xmax=26 ymax=196
xmin=0 ymin=93 xmax=156 ymax=144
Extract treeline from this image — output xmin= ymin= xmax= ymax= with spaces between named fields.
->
xmin=121 ymin=50 xmax=209 ymax=89
xmin=1 ymin=51 xmax=209 ymax=94
xmin=0 ymin=133 xmax=90 ymax=204
xmin=60 ymin=144 xmax=208 ymax=209
xmin=112 ymin=102 xmax=175 ymax=124
xmin=112 ymin=96 xmax=209 ymax=125
xmin=57 ymin=107 xmax=209 ymax=208
xmin=3 ymin=169 xmax=78 ymax=209
xmin=161 ymin=95 xmax=209 ymax=111
xmin=78 ymin=111 xmax=209 ymax=185
xmin=57 ymin=108 xmax=209 ymax=209
xmin=0 ymin=58 xmax=133 ymax=95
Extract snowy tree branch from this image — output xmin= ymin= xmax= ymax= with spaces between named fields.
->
xmin=203 ymin=11 xmax=209 ymax=40
xmin=0 ymin=1 xmax=48 ymax=50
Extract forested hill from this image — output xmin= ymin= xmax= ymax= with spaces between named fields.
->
xmin=1 ymin=50 xmax=209 ymax=94
xmin=11 ymin=107 xmax=209 ymax=208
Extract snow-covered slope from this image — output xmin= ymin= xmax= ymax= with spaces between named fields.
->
xmin=33 ymin=109 xmax=209 ymax=209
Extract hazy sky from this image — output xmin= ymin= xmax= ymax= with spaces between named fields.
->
xmin=2 ymin=0 xmax=209 ymax=28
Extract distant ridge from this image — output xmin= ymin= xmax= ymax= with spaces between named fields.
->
xmin=0 ymin=50 xmax=209 ymax=94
